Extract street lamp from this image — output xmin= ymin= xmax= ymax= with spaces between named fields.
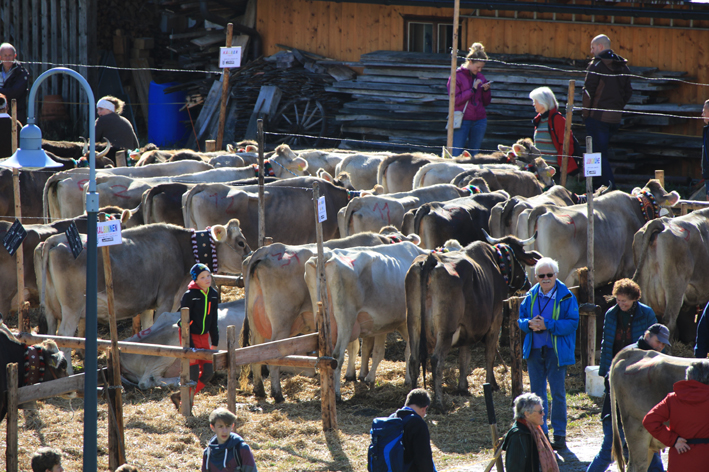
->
xmin=0 ymin=67 xmax=100 ymax=472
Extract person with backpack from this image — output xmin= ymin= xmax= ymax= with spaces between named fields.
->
xmin=202 ymin=408 xmax=257 ymax=472
xmin=368 ymin=388 xmax=435 ymax=472
xmin=530 ymin=86 xmax=580 ymax=178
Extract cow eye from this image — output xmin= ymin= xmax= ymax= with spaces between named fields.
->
xmin=238 ymin=241 xmax=244 ymax=247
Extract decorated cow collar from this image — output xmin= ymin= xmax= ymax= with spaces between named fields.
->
xmin=464 ymin=184 xmax=481 ymax=195
xmin=191 ymin=228 xmax=219 ymax=272
xmin=494 ymin=243 xmax=528 ymax=292
xmin=388 ymin=234 xmax=403 ymax=244
xmin=431 ymin=246 xmax=451 ymax=254
xmin=252 ymin=160 xmax=276 ymax=177
xmin=636 ymin=189 xmax=660 ymax=222
xmin=346 ymin=190 xmax=361 ymax=201
xmin=23 ymin=345 xmax=47 ymax=386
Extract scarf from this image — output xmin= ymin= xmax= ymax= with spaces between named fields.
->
xmin=519 ymin=418 xmax=559 ymax=472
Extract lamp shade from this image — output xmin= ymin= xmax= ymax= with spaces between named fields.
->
xmin=0 ymin=124 xmax=62 ymax=169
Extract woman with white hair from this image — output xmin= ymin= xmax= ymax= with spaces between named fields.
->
xmin=518 ymin=257 xmax=579 ymax=451
xmin=95 ymin=95 xmax=139 ymax=152
xmin=502 ymin=392 xmax=559 ymax=472
xmin=529 ymin=86 xmax=579 ymax=176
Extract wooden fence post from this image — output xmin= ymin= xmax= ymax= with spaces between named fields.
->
xmin=115 ymin=150 xmax=126 ymax=167
xmin=204 ymin=140 xmax=217 ymax=152
xmin=445 ymin=0 xmax=460 ymax=153
xmin=560 ymin=80 xmax=575 ymax=187
xmin=257 ymin=119 xmax=265 ymax=249
xmin=12 ymin=164 xmax=25 ymax=332
xmin=577 ymin=268 xmax=597 ymax=380
xmin=6 ymin=363 xmax=19 ymax=472
xmin=655 ymin=170 xmax=665 ymax=189
xmin=507 ymin=297 xmax=523 ymax=399
xmin=180 ymin=307 xmax=192 ymax=417
xmin=227 ymin=325 xmax=237 ymax=413
xmin=585 ymin=137 xmax=595 ymax=303
xmin=216 ymin=23 xmax=234 ymax=151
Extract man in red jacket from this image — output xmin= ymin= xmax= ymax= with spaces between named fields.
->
xmin=643 ymin=362 xmax=709 ymax=471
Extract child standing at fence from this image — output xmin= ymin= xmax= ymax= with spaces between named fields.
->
xmin=171 ymin=263 xmax=220 ymax=410
xmin=30 ymin=447 xmax=63 ymax=472
xmin=202 ymin=407 xmax=258 ymax=472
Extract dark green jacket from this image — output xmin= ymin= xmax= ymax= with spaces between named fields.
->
xmin=502 ymin=421 xmax=540 ymax=472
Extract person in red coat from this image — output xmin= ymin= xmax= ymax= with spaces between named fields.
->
xmin=643 ymin=362 xmax=709 ymax=471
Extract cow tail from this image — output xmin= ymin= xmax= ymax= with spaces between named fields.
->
xmin=181 ymin=184 xmax=203 ymax=229
xmin=377 ymin=155 xmax=395 ymax=193
xmin=526 ymin=205 xmax=548 ymax=248
xmin=412 ymin=165 xmax=429 ymax=189
xmin=500 ymin=197 xmax=520 ymax=233
xmin=610 ymin=369 xmax=626 ymax=472
xmin=342 ymin=197 xmax=363 ymax=237
xmin=239 ymin=255 xmax=260 ymax=390
xmin=418 ymin=253 xmax=438 ymax=390
xmin=631 ymin=219 xmax=665 ymax=282
xmin=141 ymin=185 xmax=156 ymax=225
xmin=43 ymin=172 xmax=62 ymax=223
xmin=37 ymin=240 xmax=50 ymax=328
xmin=413 ymin=204 xmax=433 ymax=243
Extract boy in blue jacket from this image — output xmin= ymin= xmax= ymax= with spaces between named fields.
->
xmin=202 ymin=408 xmax=257 ymax=472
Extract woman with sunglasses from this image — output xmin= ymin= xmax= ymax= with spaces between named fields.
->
xmin=502 ymin=392 xmax=559 ymax=472
xmin=518 ymin=257 xmax=579 ymax=451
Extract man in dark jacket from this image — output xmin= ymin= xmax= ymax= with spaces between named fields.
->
xmin=700 ymin=100 xmax=709 ymax=201
xmin=0 ymin=43 xmax=29 ymax=125
xmin=394 ymin=388 xmax=435 ymax=472
xmin=582 ymin=34 xmax=632 ymax=190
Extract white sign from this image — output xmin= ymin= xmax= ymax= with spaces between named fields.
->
xmin=97 ymin=220 xmax=122 ymax=247
xmin=219 ymin=47 xmax=242 ymax=68
xmin=318 ymin=196 xmax=327 ymax=223
xmin=584 ymin=152 xmax=602 ymax=178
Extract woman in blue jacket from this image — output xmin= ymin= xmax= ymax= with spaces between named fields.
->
xmin=519 ymin=257 xmax=579 ymax=451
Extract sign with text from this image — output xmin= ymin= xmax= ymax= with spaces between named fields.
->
xmin=2 ymin=219 xmax=27 ymax=256
xmin=219 ymin=47 xmax=242 ymax=68
xmin=318 ymin=196 xmax=327 ymax=223
xmin=584 ymin=152 xmax=602 ymax=178
xmin=97 ymin=220 xmax=123 ymax=247
xmin=65 ymin=222 xmax=84 ymax=259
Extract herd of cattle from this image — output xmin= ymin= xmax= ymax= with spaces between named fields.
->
xmin=1 ymin=137 xmax=706 ymax=427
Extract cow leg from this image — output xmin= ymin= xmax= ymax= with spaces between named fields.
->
xmin=268 ymin=326 xmax=296 ymax=403
xmin=56 ymin=312 xmax=82 ymax=374
xmin=622 ymin=421 xmax=654 ymax=472
xmin=140 ymin=310 xmax=155 ymax=330
xmin=250 ymin=327 xmax=267 ymax=398
xmin=430 ymin=336 xmax=453 ymax=411
xmin=347 ymin=338 xmax=362 ymax=382
xmin=398 ymin=324 xmax=412 ymax=387
xmin=456 ymin=345 xmax=471 ymax=395
xmin=484 ymin=321 xmax=502 ymax=391
xmin=45 ymin=312 xmax=58 ymax=336
xmin=362 ymin=333 xmax=387 ymax=384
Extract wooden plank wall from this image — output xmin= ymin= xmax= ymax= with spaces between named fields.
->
xmin=0 ymin=0 xmax=96 ymax=129
xmin=256 ymin=0 xmax=709 ymax=135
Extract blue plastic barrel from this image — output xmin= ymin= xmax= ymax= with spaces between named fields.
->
xmin=148 ymin=81 xmax=190 ymax=147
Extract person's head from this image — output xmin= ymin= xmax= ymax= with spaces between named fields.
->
xmin=513 ymin=392 xmax=544 ymax=427
xmin=209 ymin=407 xmax=237 ymax=444
xmin=0 ymin=43 xmax=16 ymax=71
xmin=464 ymin=42 xmax=488 ymax=75
xmin=529 ymin=86 xmax=558 ymax=114
xmin=686 ymin=361 xmax=709 ymax=384
xmin=590 ymin=34 xmax=611 ymax=57
xmin=612 ymin=278 xmax=641 ymax=312
xmin=534 ymin=257 xmax=559 ymax=294
xmin=0 ymin=93 xmax=7 ymax=113
xmin=97 ymin=95 xmax=124 ymax=116
xmin=115 ymin=465 xmax=140 ymax=472
xmin=190 ymin=263 xmax=212 ymax=291
xmin=405 ymin=388 xmax=431 ymax=418
xmin=644 ymin=323 xmax=671 ymax=351
xmin=702 ymin=99 xmax=709 ymax=125
xmin=31 ymin=447 xmax=63 ymax=472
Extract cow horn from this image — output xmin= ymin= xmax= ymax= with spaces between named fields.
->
xmin=97 ymin=139 xmax=112 ymax=158
xmin=519 ymin=231 xmax=538 ymax=246
xmin=80 ymin=136 xmax=88 ymax=154
xmin=483 ymin=229 xmax=501 ymax=245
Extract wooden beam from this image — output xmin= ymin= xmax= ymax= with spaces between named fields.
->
xmin=17 ymin=369 xmax=106 ymax=404
xmin=180 ymin=307 xmax=192 ymax=417
xmin=212 ymin=333 xmax=319 ymax=371
xmin=560 ymin=80 xmax=575 ymax=187
xmin=227 ymin=325 xmax=237 ymax=413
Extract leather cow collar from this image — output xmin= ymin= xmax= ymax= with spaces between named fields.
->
xmin=23 ymin=345 xmax=47 ymax=386
xmin=494 ymin=243 xmax=528 ymax=292
xmin=190 ymin=228 xmax=219 ymax=272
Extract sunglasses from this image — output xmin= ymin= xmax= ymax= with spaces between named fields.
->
xmin=537 ymin=273 xmax=555 ymax=279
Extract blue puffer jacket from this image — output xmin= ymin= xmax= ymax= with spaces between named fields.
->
xmin=519 ymin=280 xmax=579 ymax=367
xmin=598 ymin=301 xmax=657 ymax=377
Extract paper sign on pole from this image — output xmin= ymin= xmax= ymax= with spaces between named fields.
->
xmin=318 ymin=196 xmax=327 ymax=223
xmin=97 ymin=220 xmax=123 ymax=247
xmin=219 ymin=47 xmax=242 ymax=68
xmin=584 ymin=152 xmax=602 ymax=178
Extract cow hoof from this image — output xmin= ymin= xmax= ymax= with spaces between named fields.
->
xmin=455 ymin=389 xmax=472 ymax=397
xmin=253 ymin=384 xmax=266 ymax=398
xmin=344 ymin=375 xmax=356 ymax=382
xmin=273 ymin=392 xmax=285 ymax=403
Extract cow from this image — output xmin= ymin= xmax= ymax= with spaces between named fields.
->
xmin=339 ymin=184 xmax=474 ymax=237
xmin=297 ymin=149 xmax=347 ymax=177
xmin=334 ymin=151 xmax=392 ymax=190
xmin=409 ymin=191 xmax=509 ymax=249
xmin=609 ymin=348 xmax=703 ymax=472
xmin=406 ymin=231 xmax=541 ymax=410
xmin=182 ymin=177 xmax=351 ymax=248
xmin=242 ymin=227 xmax=420 ymax=402
xmin=528 ymin=179 xmax=680 ymax=288
xmin=0 ymin=329 xmax=69 ymax=421
xmin=43 ymin=160 xmax=213 ymax=221
xmin=120 ymin=300 xmax=245 ymax=390
xmin=632 ymin=208 xmax=709 ymax=336
xmin=450 ymin=158 xmax=557 ymax=197
xmin=303 ymin=241 xmax=428 ymax=398
xmin=36 ymin=219 xmax=251 ymax=372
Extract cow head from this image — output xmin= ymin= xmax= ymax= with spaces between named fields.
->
xmin=484 ymin=230 xmax=542 ymax=292
xmin=633 ymin=179 xmax=680 ymax=208
xmin=378 ymin=225 xmax=422 ymax=246
xmin=533 ymin=158 xmax=556 ymax=188
xmin=38 ymin=339 xmax=69 ymax=381
xmin=211 ymin=219 xmax=252 ymax=274
xmin=499 ymin=138 xmax=542 ymax=164
xmin=272 ymin=144 xmax=308 ymax=176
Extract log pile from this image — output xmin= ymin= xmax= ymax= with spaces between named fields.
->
xmin=328 ymin=51 xmax=703 ymax=173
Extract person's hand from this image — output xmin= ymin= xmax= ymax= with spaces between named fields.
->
xmin=473 ymin=78 xmax=482 ymax=90
xmin=675 ymin=437 xmax=690 ymax=454
xmin=211 ymin=345 xmax=218 ymax=350
xmin=482 ymin=82 xmax=491 ymax=91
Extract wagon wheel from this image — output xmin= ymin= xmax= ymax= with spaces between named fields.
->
xmin=269 ymin=98 xmax=327 ymax=148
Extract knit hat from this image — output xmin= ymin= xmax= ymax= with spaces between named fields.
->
xmin=190 ymin=263 xmax=210 ymax=281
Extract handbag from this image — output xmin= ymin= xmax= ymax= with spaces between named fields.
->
xmin=446 ymin=100 xmax=469 ymax=130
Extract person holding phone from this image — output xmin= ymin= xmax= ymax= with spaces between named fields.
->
xmin=518 ymin=257 xmax=579 ymax=451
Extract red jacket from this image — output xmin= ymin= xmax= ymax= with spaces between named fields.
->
xmin=447 ymin=65 xmax=491 ymax=122
xmin=532 ymin=108 xmax=579 ymax=174
xmin=643 ymin=380 xmax=709 ymax=471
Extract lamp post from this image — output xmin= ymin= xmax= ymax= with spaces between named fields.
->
xmin=1 ymin=67 xmax=99 ymax=472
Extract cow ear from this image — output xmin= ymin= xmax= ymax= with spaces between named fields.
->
xmin=461 ymin=150 xmax=472 ymax=158
xmin=498 ymin=145 xmax=512 ymax=153
xmin=547 ymin=166 xmax=556 ymax=177
xmin=121 ymin=209 xmax=132 ymax=224
xmin=318 ymin=169 xmax=334 ymax=183
xmin=512 ymin=143 xmax=525 ymax=156
xmin=226 ymin=144 xmax=234 ymax=152
xmin=211 ymin=224 xmax=228 ymax=242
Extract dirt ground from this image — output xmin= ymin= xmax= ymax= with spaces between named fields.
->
xmin=1 ymin=287 xmax=683 ymax=471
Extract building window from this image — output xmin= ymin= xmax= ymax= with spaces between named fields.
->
xmin=405 ymin=17 xmax=464 ymax=54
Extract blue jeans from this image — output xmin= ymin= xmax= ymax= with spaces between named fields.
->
xmin=584 ymin=117 xmax=619 ymax=189
xmin=527 ymin=347 xmax=567 ymax=437
xmin=586 ymin=415 xmax=664 ymax=472
xmin=453 ymin=118 xmax=487 ymax=156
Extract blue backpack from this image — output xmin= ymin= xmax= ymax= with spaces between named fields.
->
xmin=367 ymin=410 xmax=415 ymax=472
